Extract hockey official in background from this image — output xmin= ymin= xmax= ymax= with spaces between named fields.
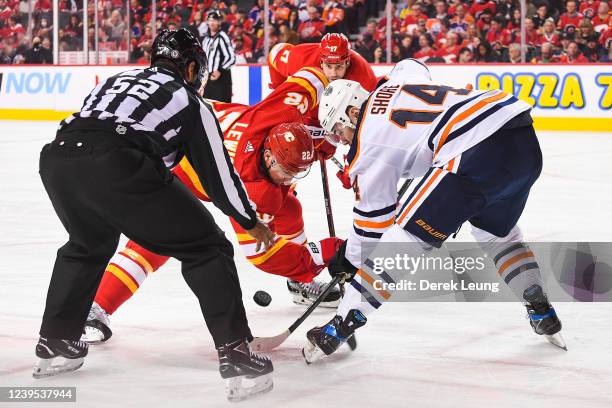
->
xmin=202 ymin=11 xmax=235 ymax=102
xmin=34 ymin=29 xmax=275 ymax=401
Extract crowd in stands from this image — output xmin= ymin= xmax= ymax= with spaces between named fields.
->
xmin=1 ymin=0 xmax=610 ymax=64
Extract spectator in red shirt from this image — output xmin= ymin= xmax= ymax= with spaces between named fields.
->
xmin=225 ymin=2 xmax=239 ymax=26
xmin=486 ymin=17 xmax=511 ymax=46
xmin=469 ymin=0 xmax=496 ymax=20
xmin=579 ymin=0 xmax=600 ymax=19
xmin=513 ymin=18 xmax=539 ymax=46
xmin=298 ymin=6 xmax=325 ymax=42
xmin=413 ymin=33 xmax=436 ymax=60
xmin=537 ymin=18 xmax=560 ymax=47
xmin=0 ymin=0 xmax=12 ymax=20
xmin=436 ymin=31 xmax=461 ymax=62
xmin=402 ymin=2 xmax=425 ymax=30
xmin=232 ymin=25 xmax=254 ymax=52
xmin=592 ymin=2 xmax=610 ymax=32
xmin=476 ymin=8 xmax=494 ymax=33
xmin=559 ymin=40 xmax=589 ymax=62
xmin=558 ymin=0 xmax=584 ymax=33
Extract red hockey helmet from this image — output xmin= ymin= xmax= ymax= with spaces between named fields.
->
xmin=320 ymin=33 xmax=350 ymax=64
xmin=264 ymin=122 xmax=314 ymax=175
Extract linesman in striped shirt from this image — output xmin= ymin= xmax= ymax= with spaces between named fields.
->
xmin=33 ymin=29 xmax=275 ymax=401
xmin=202 ymin=11 xmax=235 ymax=102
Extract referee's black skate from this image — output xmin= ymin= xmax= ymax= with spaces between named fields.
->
xmin=33 ymin=337 xmax=88 ymax=378
xmin=523 ymin=284 xmax=566 ymax=350
xmin=303 ymin=309 xmax=366 ymax=364
xmin=218 ymin=339 xmax=273 ymax=402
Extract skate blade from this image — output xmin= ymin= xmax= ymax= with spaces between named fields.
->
xmin=545 ymin=333 xmax=567 ymax=351
xmin=225 ymin=373 xmax=273 ymax=402
xmin=33 ymin=357 xmax=84 ymax=379
xmin=302 ymin=339 xmax=326 ymax=364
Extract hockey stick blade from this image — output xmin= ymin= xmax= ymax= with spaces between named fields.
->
xmin=249 ymin=275 xmax=344 ymax=352
xmin=250 ymin=330 xmax=290 ymax=352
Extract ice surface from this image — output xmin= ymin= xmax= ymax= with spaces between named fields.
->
xmin=1 ymin=120 xmax=611 ymax=407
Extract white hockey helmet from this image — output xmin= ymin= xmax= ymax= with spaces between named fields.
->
xmin=318 ymin=79 xmax=370 ymax=137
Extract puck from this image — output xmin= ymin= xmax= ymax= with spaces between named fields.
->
xmin=253 ymin=290 xmax=272 ymax=307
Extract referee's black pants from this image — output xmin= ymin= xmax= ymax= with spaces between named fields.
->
xmin=203 ymin=69 xmax=232 ymax=102
xmin=38 ymin=130 xmax=252 ymax=347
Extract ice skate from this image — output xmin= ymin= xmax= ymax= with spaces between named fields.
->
xmin=33 ymin=337 xmax=88 ymax=379
xmin=218 ymin=339 xmax=274 ymax=402
xmin=303 ymin=309 xmax=366 ymax=363
xmin=81 ymin=302 xmax=112 ymax=344
xmin=287 ymin=279 xmax=342 ymax=308
xmin=523 ymin=284 xmax=567 ymax=351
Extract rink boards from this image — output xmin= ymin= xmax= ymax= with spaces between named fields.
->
xmin=0 ymin=63 xmax=609 ymax=131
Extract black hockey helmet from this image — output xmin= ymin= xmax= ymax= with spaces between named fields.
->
xmin=151 ymin=28 xmax=208 ymax=91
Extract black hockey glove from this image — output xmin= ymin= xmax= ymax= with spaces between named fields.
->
xmin=328 ymin=240 xmax=358 ymax=282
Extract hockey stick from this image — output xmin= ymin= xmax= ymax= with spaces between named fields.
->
xmin=319 ymin=157 xmax=336 ymax=237
xmin=250 ymin=159 xmax=348 ymax=352
xmin=250 ymin=165 xmax=411 ymax=352
xmin=250 ymin=274 xmax=344 ymax=352
xmin=319 ymin=157 xmax=357 ymax=351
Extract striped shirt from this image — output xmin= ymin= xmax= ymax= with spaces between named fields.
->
xmin=59 ymin=66 xmax=257 ymax=230
xmin=202 ymin=30 xmax=236 ymax=72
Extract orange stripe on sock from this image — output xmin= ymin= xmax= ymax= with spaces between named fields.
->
xmin=357 ymin=269 xmax=391 ymax=300
xmin=498 ymin=251 xmax=535 ymax=276
xmin=121 ymin=248 xmax=154 ymax=274
xmin=354 ymin=216 xmax=396 ymax=229
xmin=106 ymin=264 xmax=139 ymax=293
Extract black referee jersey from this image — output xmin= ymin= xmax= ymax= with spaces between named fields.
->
xmin=60 ymin=66 xmax=257 ymax=230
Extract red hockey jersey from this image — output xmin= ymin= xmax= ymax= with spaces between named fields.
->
xmin=267 ymin=42 xmax=378 ymax=92
xmin=173 ymin=68 xmax=331 ymax=281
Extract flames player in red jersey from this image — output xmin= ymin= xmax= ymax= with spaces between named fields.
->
xmin=268 ymin=33 xmax=378 ymax=189
xmin=82 ymin=67 xmax=345 ymax=344
xmin=268 ymin=33 xmax=378 ymax=92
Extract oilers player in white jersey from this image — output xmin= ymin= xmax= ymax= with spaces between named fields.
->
xmin=302 ymin=59 xmax=566 ymax=363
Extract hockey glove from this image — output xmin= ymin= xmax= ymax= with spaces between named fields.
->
xmin=314 ymin=138 xmax=337 ymax=160
xmin=306 ymin=237 xmax=344 ymax=268
xmin=336 ymin=168 xmax=352 ymax=189
xmin=328 ymin=240 xmax=358 ymax=282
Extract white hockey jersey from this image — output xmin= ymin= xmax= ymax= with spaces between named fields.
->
xmin=345 ymin=59 xmax=532 ymax=268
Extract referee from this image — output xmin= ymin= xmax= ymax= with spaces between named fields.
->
xmin=202 ymin=11 xmax=235 ymax=102
xmin=33 ymin=29 xmax=274 ymax=390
